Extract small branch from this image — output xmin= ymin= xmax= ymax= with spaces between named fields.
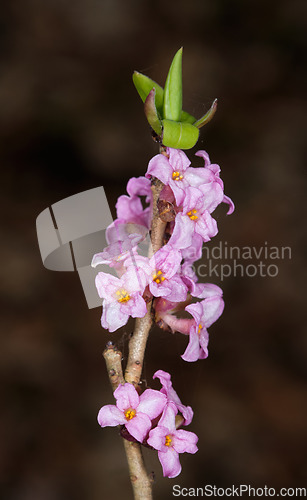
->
xmin=103 ymin=342 xmax=125 ymax=391
xmin=123 ymin=440 xmax=153 ymax=500
xmin=103 ymin=343 xmax=152 ymax=500
xmin=124 ymin=302 xmax=152 ymax=386
xmin=149 ymin=178 xmax=167 ymax=257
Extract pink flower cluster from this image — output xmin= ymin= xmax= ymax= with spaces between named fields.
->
xmin=93 ymin=147 xmax=234 ymax=361
xmin=98 ymin=371 xmax=198 ymax=478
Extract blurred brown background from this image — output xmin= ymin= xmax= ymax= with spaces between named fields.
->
xmin=0 ymin=0 xmax=306 ymax=499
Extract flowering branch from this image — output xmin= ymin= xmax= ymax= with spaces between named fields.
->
xmin=93 ymin=48 xmax=235 ymax=499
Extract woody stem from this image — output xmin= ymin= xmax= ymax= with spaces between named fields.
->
xmin=121 ymin=177 xmax=166 ymax=499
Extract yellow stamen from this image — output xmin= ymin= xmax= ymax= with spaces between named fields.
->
xmin=198 ymin=323 xmax=202 ymax=334
xmin=116 ymin=289 xmax=131 ymax=303
xmin=153 ymin=270 xmax=165 ymax=284
xmin=165 ymin=435 xmax=172 ymax=447
xmin=172 ymin=171 xmax=184 ymax=181
xmin=187 ymin=209 xmax=198 ymax=221
xmin=124 ymin=408 xmax=136 ymax=420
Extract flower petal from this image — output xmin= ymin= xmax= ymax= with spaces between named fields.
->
xmin=149 ymin=245 xmax=182 ymax=280
xmin=95 ymin=272 xmax=121 ymax=301
xmin=158 ymin=448 xmax=181 ymax=478
xmin=163 ymin=274 xmax=188 ymax=302
xmin=128 ymin=293 xmax=148 ymax=319
xmin=169 ymin=214 xmax=194 ymax=250
xmin=195 ymin=149 xmax=211 ymax=167
xmin=201 ymin=296 xmax=225 ymax=328
xmin=138 ymin=389 xmax=167 ymax=419
xmin=198 ymin=328 xmax=209 ymax=358
xmin=101 ymin=301 xmax=129 ymax=332
xmin=195 ymin=211 xmax=218 ymax=242
xmin=172 ymin=429 xmax=198 ymax=454
xmin=168 ymin=147 xmax=191 ymax=172
xmin=97 ymin=405 xmax=126 ymax=427
xmin=147 ymin=425 xmax=169 ymax=451
xmin=192 ymin=283 xmax=223 ymax=299
xmin=127 ymin=176 xmax=151 ymax=199
xmin=181 ymin=328 xmax=200 ymax=362
xmin=223 ymin=194 xmax=235 ymax=215
xmin=146 ymin=153 xmax=172 ymax=184
xmin=158 ymin=403 xmax=177 ymax=431
xmin=114 ymin=383 xmax=139 ymax=412
xmin=126 ymin=412 xmax=152 ymax=442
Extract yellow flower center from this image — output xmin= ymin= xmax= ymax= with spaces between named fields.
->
xmin=165 ymin=435 xmax=172 ymax=447
xmin=172 ymin=171 xmax=184 ymax=181
xmin=124 ymin=408 xmax=136 ymax=420
xmin=116 ymin=289 xmax=131 ymax=303
xmin=187 ymin=209 xmax=198 ymax=221
xmin=197 ymin=323 xmax=203 ymax=335
xmin=153 ymin=270 xmax=166 ymax=284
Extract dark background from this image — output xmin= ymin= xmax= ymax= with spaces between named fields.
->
xmin=1 ymin=1 xmax=306 ymax=499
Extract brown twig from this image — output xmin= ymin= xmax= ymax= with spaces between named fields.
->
xmin=122 ymin=440 xmax=153 ymax=500
xmin=103 ymin=342 xmax=125 ymax=390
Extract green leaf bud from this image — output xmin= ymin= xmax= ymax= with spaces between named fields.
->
xmin=162 ymin=119 xmax=199 ymax=150
xmin=144 ymin=89 xmax=163 ymax=136
xmin=132 ymin=71 xmax=164 ymax=116
xmin=163 ymin=48 xmax=183 ymax=122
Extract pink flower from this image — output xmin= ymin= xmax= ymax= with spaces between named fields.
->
xmin=181 ymin=233 xmax=203 ymax=263
xmin=116 ymin=196 xmax=150 ymax=228
xmin=191 ymin=282 xmax=223 ymax=299
xmin=148 ymin=245 xmax=187 ymax=302
xmin=146 ymin=148 xmax=219 ymax=208
xmin=169 ymin=187 xmax=218 ymax=249
xmin=153 ymin=370 xmax=193 ymax=425
xmin=182 ymin=293 xmax=224 ymax=362
xmin=146 ymin=148 xmax=191 ymax=206
xmin=116 ymin=176 xmax=153 ymax=228
xmin=146 ymin=148 xmax=234 ymax=215
xmin=195 ymin=150 xmax=234 ymax=214
xmin=180 ymin=261 xmax=198 ymax=294
xmin=126 ymin=176 xmax=152 ymax=200
xmin=147 ymin=404 xmax=198 ymax=478
xmin=91 ymin=221 xmax=146 ymax=273
xmin=95 ymin=269 xmax=148 ymax=332
xmin=124 ymin=245 xmax=188 ymax=303
xmin=98 ymin=383 xmax=167 ymax=443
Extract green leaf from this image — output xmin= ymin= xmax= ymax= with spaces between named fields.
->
xmin=193 ymin=99 xmax=218 ymax=129
xmin=132 ymin=71 xmax=164 ymax=115
xmin=180 ymin=110 xmax=196 ymax=124
xmin=162 ymin=119 xmax=199 ymax=150
xmin=144 ymin=89 xmax=163 ymax=136
xmin=163 ymin=48 xmax=183 ymax=122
